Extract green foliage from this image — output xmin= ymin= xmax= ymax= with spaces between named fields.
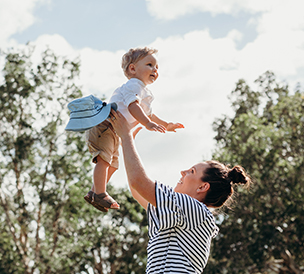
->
xmin=205 ymin=71 xmax=304 ymax=273
xmin=0 ymin=46 xmax=148 ymax=274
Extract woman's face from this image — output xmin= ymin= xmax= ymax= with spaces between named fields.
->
xmin=174 ymin=162 xmax=209 ymax=197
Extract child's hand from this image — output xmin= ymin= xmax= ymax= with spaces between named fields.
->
xmin=166 ymin=122 xmax=185 ymax=132
xmin=145 ymin=121 xmax=166 ymax=133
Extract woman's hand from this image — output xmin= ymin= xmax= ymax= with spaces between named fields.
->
xmin=132 ymin=126 xmax=143 ymax=139
xmin=109 ymin=109 xmax=132 ymax=138
xmin=110 ymin=109 xmax=143 ymax=144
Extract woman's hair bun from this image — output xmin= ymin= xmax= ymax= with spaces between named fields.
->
xmin=228 ymin=166 xmax=249 ymax=185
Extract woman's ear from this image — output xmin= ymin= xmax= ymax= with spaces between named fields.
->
xmin=197 ymin=182 xmax=210 ymax=193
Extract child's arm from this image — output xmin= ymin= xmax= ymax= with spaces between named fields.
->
xmin=128 ymin=101 xmax=166 ymax=133
xmin=151 ymin=113 xmax=185 ymax=132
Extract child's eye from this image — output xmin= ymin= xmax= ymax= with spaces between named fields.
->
xmin=191 ymin=169 xmax=194 ymax=173
xmin=147 ymin=63 xmax=152 ymax=67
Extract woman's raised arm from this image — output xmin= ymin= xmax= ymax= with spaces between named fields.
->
xmin=110 ymin=110 xmax=157 ymax=207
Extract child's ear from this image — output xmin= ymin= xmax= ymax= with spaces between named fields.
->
xmin=128 ymin=63 xmax=136 ymax=75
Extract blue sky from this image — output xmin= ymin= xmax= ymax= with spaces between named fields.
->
xmin=12 ymin=0 xmax=257 ymax=51
xmin=1 ymin=0 xmax=304 ymax=188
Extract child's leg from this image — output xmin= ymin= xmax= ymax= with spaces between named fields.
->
xmin=93 ymin=155 xmax=109 ymax=194
xmin=90 ymin=160 xmax=117 ymax=193
xmin=92 ymin=155 xmax=119 ymax=209
xmin=107 ymin=166 xmax=118 ymax=182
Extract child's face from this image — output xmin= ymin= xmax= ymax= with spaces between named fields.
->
xmin=130 ymin=54 xmax=159 ymax=85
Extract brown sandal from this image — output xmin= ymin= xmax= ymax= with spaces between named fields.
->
xmin=91 ymin=192 xmax=120 ymax=210
xmin=84 ymin=191 xmax=108 ymax=212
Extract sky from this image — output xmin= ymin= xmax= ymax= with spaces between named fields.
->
xmin=1 ymin=0 xmax=304 ymax=189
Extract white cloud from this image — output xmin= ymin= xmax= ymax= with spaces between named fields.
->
xmin=254 ymin=1 xmax=304 ymax=34
xmin=145 ymin=0 xmax=304 ymax=86
xmin=30 ymin=34 xmax=127 ymax=100
xmin=79 ymin=48 xmax=126 ymax=97
xmin=0 ymin=0 xmax=48 ymax=48
xmin=30 ymin=34 xmax=77 ymax=59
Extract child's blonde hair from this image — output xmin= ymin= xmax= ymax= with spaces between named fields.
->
xmin=122 ymin=47 xmax=158 ymax=78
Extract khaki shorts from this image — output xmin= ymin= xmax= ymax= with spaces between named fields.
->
xmin=85 ymin=120 xmax=120 ymax=169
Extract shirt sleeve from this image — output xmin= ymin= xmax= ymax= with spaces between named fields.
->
xmin=154 ymin=182 xmax=184 ymax=230
xmin=121 ymin=81 xmax=143 ymax=107
xmin=154 ymin=182 xmax=212 ymax=231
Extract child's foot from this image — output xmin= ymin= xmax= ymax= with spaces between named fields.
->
xmin=92 ymin=192 xmax=120 ymax=210
xmin=84 ymin=191 xmax=108 ymax=212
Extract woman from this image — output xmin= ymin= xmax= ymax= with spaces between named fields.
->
xmin=110 ymin=110 xmax=251 ymax=274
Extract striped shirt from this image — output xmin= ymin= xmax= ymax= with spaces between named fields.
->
xmin=146 ymin=182 xmax=219 ymax=274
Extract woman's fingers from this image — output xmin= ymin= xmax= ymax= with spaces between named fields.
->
xmin=132 ymin=127 xmax=142 ymax=139
xmin=109 ymin=109 xmax=133 ymax=138
xmin=110 ymin=109 xmax=122 ymax=122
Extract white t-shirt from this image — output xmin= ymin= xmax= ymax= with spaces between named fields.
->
xmin=109 ymin=78 xmax=154 ymax=127
xmin=146 ymin=182 xmax=219 ymax=274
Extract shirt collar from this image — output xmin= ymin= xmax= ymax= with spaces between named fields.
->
xmin=129 ymin=77 xmax=146 ymax=87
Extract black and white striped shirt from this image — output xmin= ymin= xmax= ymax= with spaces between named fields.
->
xmin=146 ymin=182 xmax=219 ymax=274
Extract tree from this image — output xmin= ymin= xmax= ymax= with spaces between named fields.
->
xmin=0 ymin=46 xmax=148 ymax=274
xmin=205 ymin=71 xmax=304 ymax=273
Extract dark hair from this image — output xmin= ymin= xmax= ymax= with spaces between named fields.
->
xmin=201 ymin=160 xmax=251 ymax=208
